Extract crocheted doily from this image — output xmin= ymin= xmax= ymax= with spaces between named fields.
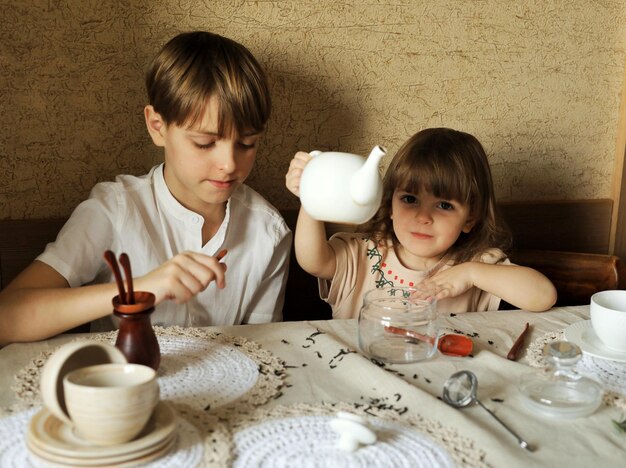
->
xmin=527 ymin=330 xmax=626 ymax=409
xmin=0 ymin=402 xmax=488 ymax=468
xmin=227 ymin=402 xmax=488 ymax=468
xmin=11 ymin=326 xmax=285 ymax=418
xmin=0 ymin=406 xmax=206 ymax=467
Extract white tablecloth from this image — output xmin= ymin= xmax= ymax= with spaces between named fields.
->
xmin=0 ymin=305 xmax=623 ymax=467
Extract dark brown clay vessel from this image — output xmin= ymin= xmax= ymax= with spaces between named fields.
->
xmin=113 ymin=291 xmax=160 ymax=371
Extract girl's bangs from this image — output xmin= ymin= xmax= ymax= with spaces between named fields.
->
xmin=394 ymin=155 xmax=471 ymax=204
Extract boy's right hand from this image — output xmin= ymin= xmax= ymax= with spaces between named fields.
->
xmin=285 ymin=151 xmax=312 ymax=197
xmin=135 ymin=251 xmax=227 ymax=304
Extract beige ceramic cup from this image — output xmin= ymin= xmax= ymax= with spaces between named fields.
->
xmin=590 ymin=290 xmax=626 ymax=352
xmin=60 ymin=363 xmax=159 ymax=446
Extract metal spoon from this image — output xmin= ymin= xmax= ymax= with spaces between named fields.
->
xmin=442 ymin=370 xmax=533 ymax=452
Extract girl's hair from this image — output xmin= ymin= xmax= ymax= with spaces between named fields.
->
xmin=361 ymin=128 xmax=511 ymax=263
xmin=145 ymin=31 xmax=271 ymax=135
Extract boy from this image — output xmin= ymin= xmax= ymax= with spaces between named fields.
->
xmin=0 ymin=31 xmax=292 ymax=345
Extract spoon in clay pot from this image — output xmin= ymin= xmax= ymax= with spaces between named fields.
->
xmin=118 ymin=253 xmax=135 ymax=305
xmin=104 ymin=250 xmax=127 ymax=303
xmin=384 ymin=326 xmax=473 ymax=357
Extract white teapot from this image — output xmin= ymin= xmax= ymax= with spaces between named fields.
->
xmin=300 ymin=145 xmax=386 ymax=224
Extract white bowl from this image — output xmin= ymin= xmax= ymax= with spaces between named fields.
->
xmin=590 ymin=290 xmax=626 ymax=352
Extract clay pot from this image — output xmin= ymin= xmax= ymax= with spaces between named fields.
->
xmin=113 ymin=291 xmax=160 ymax=371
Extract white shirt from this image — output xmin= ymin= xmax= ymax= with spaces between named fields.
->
xmin=37 ymin=164 xmax=292 ymax=330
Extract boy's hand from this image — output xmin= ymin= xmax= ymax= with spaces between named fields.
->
xmin=136 ymin=250 xmax=227 ymax=304
xmin=285 ymin=151 xmax=312 ymax=197
xmin=416 ymin=263 xmax=474 ymax=301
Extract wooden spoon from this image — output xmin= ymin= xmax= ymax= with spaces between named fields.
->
xmin=507 ymin=322 xmax=530 ymax=360
xmin=103 ymin=250 xmax=126 ymax=304
xmin=118 ymin=253 xmax=135 ymax=305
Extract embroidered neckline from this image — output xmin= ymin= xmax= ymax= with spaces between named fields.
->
xmin=365 ymin=237 xmax=448 ymax=289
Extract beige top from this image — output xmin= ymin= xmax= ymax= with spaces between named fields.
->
xmin=320 ymin=232 xmax=510 ymax=319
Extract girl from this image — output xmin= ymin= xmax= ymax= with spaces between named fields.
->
xmin=285 ymin=127 xmax=556 ymax=318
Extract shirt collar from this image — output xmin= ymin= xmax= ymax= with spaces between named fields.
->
xmin=153 ymin=164 xmax=231 ymax=248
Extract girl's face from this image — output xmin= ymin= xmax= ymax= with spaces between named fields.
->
xmin=391 ymin=188 xmax=474 ymax=269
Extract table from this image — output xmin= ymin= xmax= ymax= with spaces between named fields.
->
xmin=0 ymin=305 xmax=623 ymax=467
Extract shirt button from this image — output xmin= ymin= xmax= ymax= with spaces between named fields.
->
xmin=191 ymin=216 xmax=200 ymax=224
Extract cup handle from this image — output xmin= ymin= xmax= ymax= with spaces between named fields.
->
xmin=41 ymin=386 xmax=73 ymax=426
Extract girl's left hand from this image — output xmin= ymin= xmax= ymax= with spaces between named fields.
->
xmin=416 ymin=263 xmax=475 ymax=300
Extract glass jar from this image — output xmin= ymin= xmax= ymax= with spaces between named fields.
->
xmin=519 ymin=341 xmax=603 ymax=418
xmin=358 ymin=286 xmax=438 ymax=364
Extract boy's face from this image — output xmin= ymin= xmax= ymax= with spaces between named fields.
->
xmin=145 ymin=96 xmax=261 ymax=215
xmin=390 ymin=188 xmax=474 ymax=269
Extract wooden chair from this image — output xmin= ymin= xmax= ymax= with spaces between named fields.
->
xmin=0 ymin=218 xmax=67 ymax=289
xmin=506 ymin=249 xmax=626 ymax=307
xmin=0 ymin=218 xmax=90 ymax=333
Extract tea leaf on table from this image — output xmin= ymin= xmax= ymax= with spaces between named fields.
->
xmin=611 ymin=418 xmax=626 ymax=433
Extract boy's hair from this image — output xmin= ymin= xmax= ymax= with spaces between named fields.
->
xmin=145 ymin=31 xmax=271 ymax=135
xmin=361 ymin=127 xmax=511 ymax=263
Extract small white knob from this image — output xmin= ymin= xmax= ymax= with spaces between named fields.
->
xmin=330 ymin=411 xmax=377 ymax=452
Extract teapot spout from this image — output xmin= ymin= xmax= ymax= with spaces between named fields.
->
xmin=350 ymin=145 xmax=386 ymax=206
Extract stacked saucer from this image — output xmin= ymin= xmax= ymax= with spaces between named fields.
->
xmin=26 ymin=401 xmax=177 ymax=466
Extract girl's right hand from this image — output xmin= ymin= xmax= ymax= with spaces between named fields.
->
xmin=134 ymin=250 xmax=227 ymax=305
xmin=285 ymin=151 xmax=312 ymax=197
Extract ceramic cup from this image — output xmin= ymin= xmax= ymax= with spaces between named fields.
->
xmin=57 ymin=363 xmax=158 ymax=446
xmin=590 ymin=290 xmax=626 ymax=352
xmin=358 ymin=286 xmax=439 ymax=364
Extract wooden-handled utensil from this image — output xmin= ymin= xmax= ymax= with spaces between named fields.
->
xmin=104 ymin=250 xmax=126 ymax=304
xmin=507 ymin=322 xmax=530 ymax=360
xmin=118 ymin=253 xmax=135 ymax=304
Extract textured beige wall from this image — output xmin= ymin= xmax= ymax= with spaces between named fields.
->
xmin=1 ymin=1 xmax=625 ymax=219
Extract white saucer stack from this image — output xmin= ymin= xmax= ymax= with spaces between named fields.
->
xmin=26 ymin=401 xmax=177 ymax=466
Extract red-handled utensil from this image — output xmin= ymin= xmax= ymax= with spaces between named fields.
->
xmin=384 ymin=326 xmax=473 ymax=357
xmin=438 ymin=334 xmax=474 ymax=357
